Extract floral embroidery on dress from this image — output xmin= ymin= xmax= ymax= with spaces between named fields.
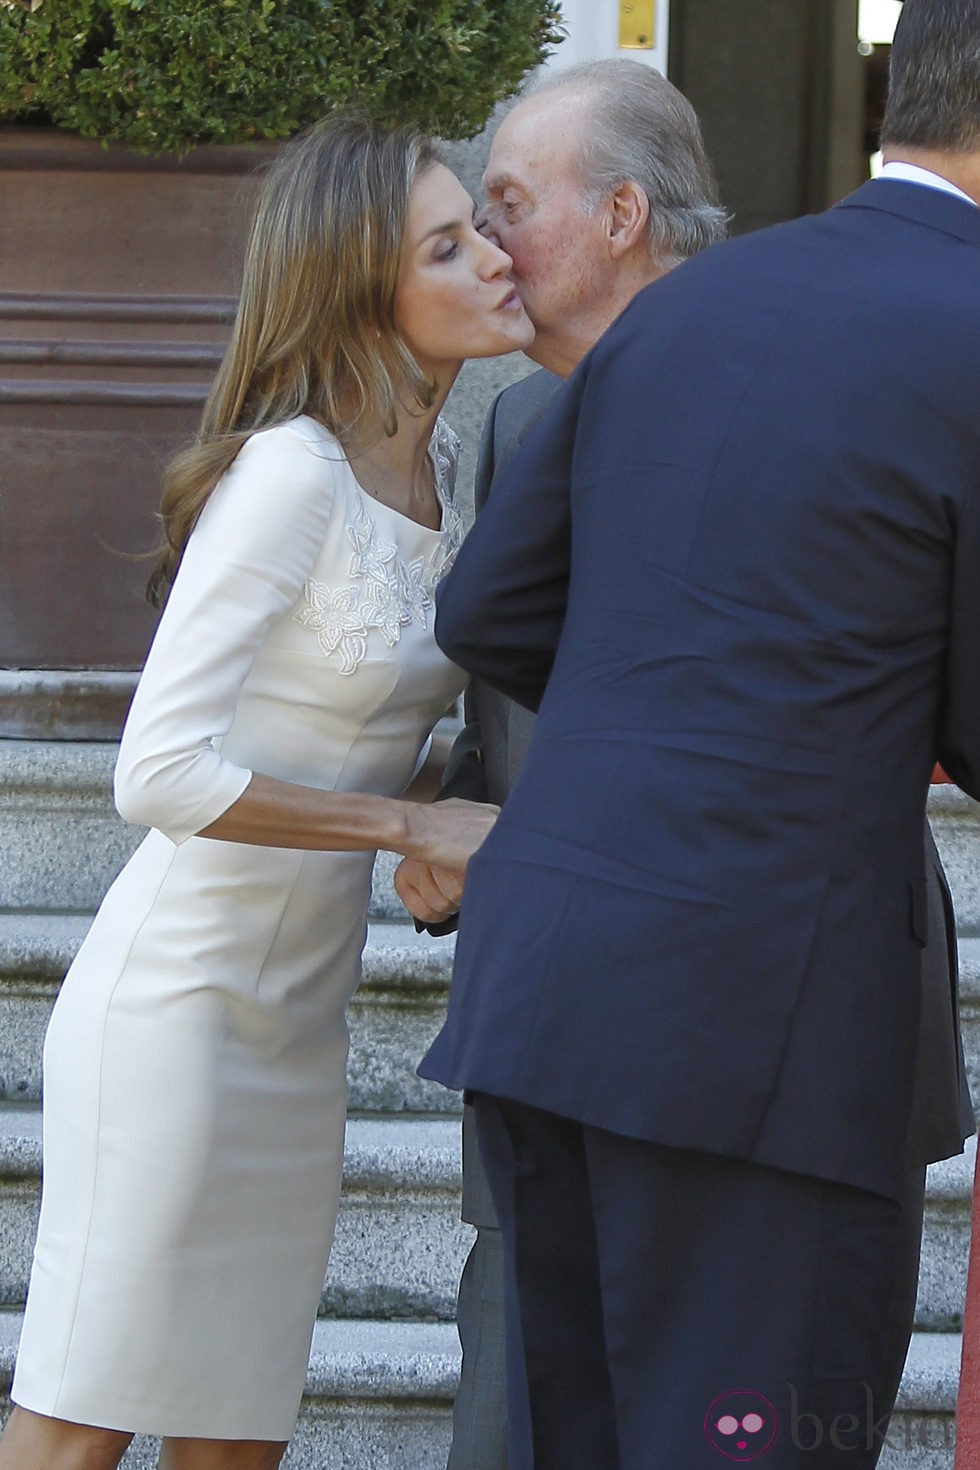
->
xmin=294 ymin=418 xmax=464 ymax=674
xmin=294 ymin=584 xmax=369 ymax=675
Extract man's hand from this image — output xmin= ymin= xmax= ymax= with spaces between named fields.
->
xmin=394 ymin=858 xmax=466 ymax=924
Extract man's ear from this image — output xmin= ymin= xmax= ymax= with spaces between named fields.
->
xmin=607 ymin=180 xmax=650 ymax=258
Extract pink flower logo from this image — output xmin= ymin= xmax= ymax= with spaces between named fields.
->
xmin=704 ymin=1389 xmax=780 ymax=1461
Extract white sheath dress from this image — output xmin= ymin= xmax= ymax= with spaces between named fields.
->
xmin=11 ymin=415 xmax=466 ymax=1440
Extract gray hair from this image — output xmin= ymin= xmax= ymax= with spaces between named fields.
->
xmin=881 ymin=0 xmax=980 ymax=151
xmin=532 ymin=59 xmax=729 ymax=264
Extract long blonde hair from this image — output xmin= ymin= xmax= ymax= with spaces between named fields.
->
xmin=147 ymin=114 xmax=440 ymax=605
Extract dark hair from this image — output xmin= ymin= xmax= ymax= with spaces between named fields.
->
xmin=147 ymin=114 xmax=440 ymax=606
xmin=533 ymin=60 xmax=729 ymax=263
xmin=881 ymin=0 xmax=980 ymax=151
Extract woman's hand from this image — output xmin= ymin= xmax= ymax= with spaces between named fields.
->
xmin=397 ymin=797 xmax=499 ymax=873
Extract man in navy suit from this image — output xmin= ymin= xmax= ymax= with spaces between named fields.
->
xmin=419 ymin=1 xmax=980 ymax=1464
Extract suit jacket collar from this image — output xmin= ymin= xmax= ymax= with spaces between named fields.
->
xmin=835 ymin=177 xmax=980 ymax=248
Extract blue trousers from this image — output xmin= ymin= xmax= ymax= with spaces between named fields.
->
xmin=474 ymin=1094 xmax=924 ymax=1470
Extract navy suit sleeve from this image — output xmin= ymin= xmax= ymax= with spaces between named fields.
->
xmin=435 ymin=373 xmax=580 ymax=712
xmin=939 ymin=479 xmax=980 ymax=801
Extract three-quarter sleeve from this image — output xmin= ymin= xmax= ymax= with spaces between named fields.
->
xmin=114 ymin=423 xmax=339 ymax=845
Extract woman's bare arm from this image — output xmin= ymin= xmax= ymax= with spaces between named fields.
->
xmin=199 ymin=773 xmax=497 ymax=872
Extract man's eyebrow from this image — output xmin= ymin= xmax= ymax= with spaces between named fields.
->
xmin=483 ymin=171 xmax=520 ymax=196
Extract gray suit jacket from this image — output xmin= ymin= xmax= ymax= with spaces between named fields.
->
xmin=438 ymin=370 xmax=559 ymax=1226
xmin=440 ymin=370 xmax=559 ymax=810
xmin=438 ymin=370 xmax=973 ymax=1221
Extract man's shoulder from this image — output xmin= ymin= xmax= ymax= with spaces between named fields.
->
xmin=475 ymin=367 xmax=564 ymax=509
xmin=493 ymin=367 xmax=563 ymax=441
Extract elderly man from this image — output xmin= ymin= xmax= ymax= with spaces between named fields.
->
xmin=415 ymin=2 xmax=980 ymax=1465
xmin=397 ymin=58 xmax=727 ymax=1469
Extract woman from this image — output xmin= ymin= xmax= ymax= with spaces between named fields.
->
xmin=0 ymin=115 xmax=534 ymax=1470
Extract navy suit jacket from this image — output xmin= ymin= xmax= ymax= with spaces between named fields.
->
xmin=420 ymin=180 xmax=980 ymax=1203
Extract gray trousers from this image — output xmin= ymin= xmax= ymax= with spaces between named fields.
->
xmin=448 ymin=1105 xmax=509 ymax=1470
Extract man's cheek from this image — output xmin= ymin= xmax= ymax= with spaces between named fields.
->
xmin=507 ymin=239 xmax=537 ymax=280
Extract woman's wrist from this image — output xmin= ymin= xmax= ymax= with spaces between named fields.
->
xmin=374 ymin=795 xmax=416 ymax=857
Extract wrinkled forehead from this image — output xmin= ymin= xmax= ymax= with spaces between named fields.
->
xmin=484 ymin=90 xmax=592 ymax=194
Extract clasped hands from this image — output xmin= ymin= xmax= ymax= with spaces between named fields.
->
xmin=395 ymin=857 xmax=465 ymax=924
xmin=395 ymin=797 xmax=498 ymax=924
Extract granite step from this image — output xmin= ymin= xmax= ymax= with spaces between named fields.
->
xmin=0 ymin=1097 xmax=972 ymax=1333
xmin=0 ymin=1106 xmax=471 ymax=1322
xmin=956 ymin=938 xmax=980 ymax=1106
xmin=0 ymin=739 xmax=437 ymax=920
xmin=0 ymin=1313 xmax=460 ymax=1469
xmin=3 ymin=740 xmax=980 ymax=929
xmin=930 ymin=785 xmax=980 ymax=939
xmin=5 ymin=912 xmax=980 ymax=1119
xmin=0 ymin=1314 xmax=963 ymax=1468
xmin=6 ymin=920 xmax=980 ymax=1117
xmin=0 ymin=915 xmax=458 ymax=1113
xmin=919 ymin=1135 xmax=975 ymax=1332
xmin=880 ymin=1332 xmax=960 ymax=1469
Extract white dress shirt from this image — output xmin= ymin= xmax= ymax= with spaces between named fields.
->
xmin=879 ymin=159 xmax=977 ymax=207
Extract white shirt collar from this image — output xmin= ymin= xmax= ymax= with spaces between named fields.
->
xmin=879 ymin=160 xmax=977 ymax=207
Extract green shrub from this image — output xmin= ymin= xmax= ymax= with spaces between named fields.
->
xmin=0 ymin=0 xmax=564 ymax=152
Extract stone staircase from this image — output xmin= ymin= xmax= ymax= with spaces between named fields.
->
xmin=0 ymin=741 xmax=978 ymax=1467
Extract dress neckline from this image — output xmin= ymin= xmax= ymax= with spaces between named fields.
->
xmin=296 ymin=414 xmax=455 ymax=537
xmin=350 ymin=455 xmax=448 ymax=536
